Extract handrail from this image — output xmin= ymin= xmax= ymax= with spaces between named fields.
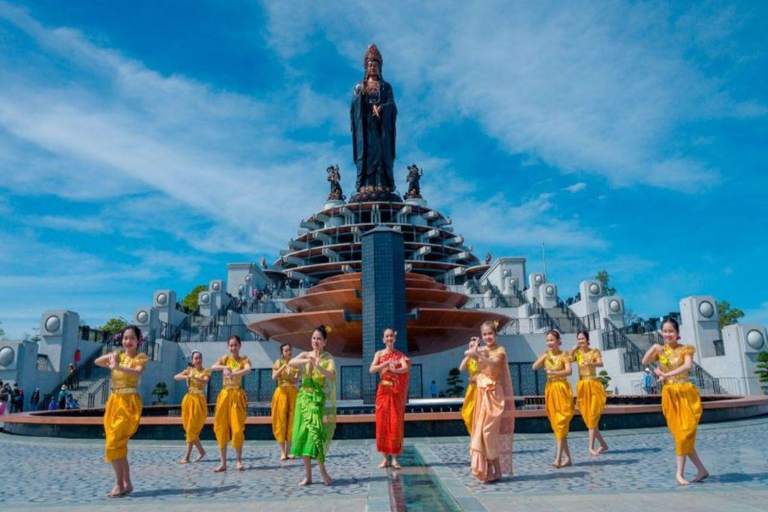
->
xmin=530 ymin=297 xmax=560 ymax=331
xmin=557 ymin=299 xmax=588 ymax=332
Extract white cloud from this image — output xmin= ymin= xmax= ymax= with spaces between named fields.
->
xmin=564 ymin=182 xmax=587 ymax=193
xmin=262 ymin=1 xmax=765 ymax=192
xmin=28 ymin=215 xmax=113 ymax=234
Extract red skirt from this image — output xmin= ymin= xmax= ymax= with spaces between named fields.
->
xmin=375 ymin=379 xmax=407 ymax=454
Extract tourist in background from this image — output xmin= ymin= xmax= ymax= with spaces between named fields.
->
xmin=211 ymin=335 xmax=251 ymax=472
xmin=47 ymin=396 xmax=57 ymax=411
xmin=271 ymin=343 xmax=299 ymax=461
xmin=642 ymin=317 xmax=709 ymax=485
xmin=369 ymin=328 xmax=410 ymax=469
xmin=289 ymin=325 xmax=337 ymax=486
xmin=465 ymin=321 xmax=515 ymax=483
xmin=57 ymin=386 xmax=68 ymax=410
xmin=94 ymin=325 xmax=148 ymax=498
xmin=571 ymin=330 xmax=609 ymax=455
xmin=430 ymin=380 xmax=438 ymax=398
xmin=173 ymin=350 xmax=210 ymax=464
xmin=533 ymin=329 xmax=574 ymax=468
xmin=30 ymin=388 xmax=40 ymax=410
xmin=643 ymin=368 xmax=655 ymax=395
xmin=459 ymin=351 xmax=479 ymax=435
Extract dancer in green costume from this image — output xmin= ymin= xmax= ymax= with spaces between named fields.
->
xmin=289 ymin=325 xmax=337 ymax=486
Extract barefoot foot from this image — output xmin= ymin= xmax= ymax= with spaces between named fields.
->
xmin=589 ymin=449 xmax=600 ymax=456
xmin=598 ymin=445 xmax=609 ymax=453
xmin=551 ymin=460 xmax=561 ymax=468
xmin=692 ymin=471 xmax=709 ymax=483
xmin=195 ymin=450 xmax=206 ymax=462
xmin=107 ymin=485 xmax=125 ymax=499
xmin=322 ymin=474 xmax=333 ymax=486
xmin=214 ymin=464 xmax=227 ymax=473
xmin=298 ymin=477 xmax=311 ymax=487
xmin=280 ymin=454 xmax=288 ymax=461
xmin=236 ymin=461 xmax=245 ymax=471
xmin=677 ymin=474 xmax=690 ymax=486
xmin=179 ymin=458 xmax=190 ymax=464
xmin=123 ymin=484 xmax=133 ymax=496
xmin=378 ymin=461 xmax=389 ymax=469
xmin=560 ymin=458 xmax=572 ymax=468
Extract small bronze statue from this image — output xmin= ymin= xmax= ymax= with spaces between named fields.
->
xmin=405 ymin=164 xmax=424 ymax=199
xmin=327 ymin=165 xmax=346 ymax=201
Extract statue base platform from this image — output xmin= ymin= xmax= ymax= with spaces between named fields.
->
xmin=324 ymin=199 xmax=346 ymax=209
xmin=405 ymin=197 xmax=427 ymax=207
xmin=350 ymin=191 xmax=402 ymax=203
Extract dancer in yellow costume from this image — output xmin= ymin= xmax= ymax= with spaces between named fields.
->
xmin=533 ymin=329 xmax=574 ymax=468
xmin=173 ymin=350 xmax=210 ymax=464
xmin=571 ymin=330 xmax=609 ymax=455
xmin=95 ymin=325 xmax=148 ymax=498
xmin=211 ymin=335 xmax=251 ymax=472
xmin=271 ymin=343 xmax=299 ymax=460
xmin=459 ymin=354 xmax=479 ymax=434
xmin=642 ymin=317 xmax=709 ymax=486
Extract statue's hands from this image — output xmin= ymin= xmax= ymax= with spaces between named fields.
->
xmin=372 ymin=105 xmax=382 ymax=117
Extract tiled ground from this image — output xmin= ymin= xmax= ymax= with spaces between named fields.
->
xmin=1 ymin=416 xmax=767 ymax=511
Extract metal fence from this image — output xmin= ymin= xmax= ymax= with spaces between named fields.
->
xmin=339 ymin=364 xmax=424 ymax=400
xmin=509 ymin=362 xmax=547 ymax=396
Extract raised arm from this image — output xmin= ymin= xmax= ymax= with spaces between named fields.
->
xmin=368 ymin=351 xmax=383 ymax=374
xmin=532 ymin=353 xmax=547 ymax=370
xmin=641 ymin=344 xmax=662 ymax=366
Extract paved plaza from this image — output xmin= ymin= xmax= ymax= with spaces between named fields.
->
xmin=1 ymin=416 xmax=767 ymax=511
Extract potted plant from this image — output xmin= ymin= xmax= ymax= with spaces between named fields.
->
xmin=598 ymin=370 xmax=613 ymax=395
xmin=756 ymin=351 xmax=768 ymax=395
xmin=446 ymin=368 xmax=465 ymax=397
xmin=151 ymin=381 xmax=169 ymax=405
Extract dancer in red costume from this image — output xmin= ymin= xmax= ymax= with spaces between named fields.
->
xmin=369 ymin=328 xmax=410 ymax=469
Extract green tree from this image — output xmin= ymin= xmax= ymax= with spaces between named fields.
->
xmin=182 ymin=285 xmax=208 ymax=312
xmin=717 ymin=300 xmax=745 ymax=329
xmin=0 ymin=320 xmax=6 ymax=341
xmin=598 ymin=369 xmax=612 ymax=391
xmin=100 ymin=317 xmax=128 ymax=335
xmin=756 ymin=351 xmax=768 ymax=394
xmin=151 ymin=381 xmax=169 ymax=404
xmin=445 ymin=367 xmax=465 ymax=397
xmin=595 ymin=270 xmax=616 ymax=296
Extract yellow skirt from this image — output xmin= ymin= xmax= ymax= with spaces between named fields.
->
xmin=181 ymin=393 xmax=208 ymax=443
xmin=661 ymin=381 xmax=702 ymax=456
xmin=461 ymin=381 xmax=477 ymax=435
xmin=213 ymin=387 xmax=248 ymax=450
xmin=576 ymin=379 xmax=606 ymax=430
xmin=545 ymin=380 xmax=574 ymax=440
xmin=103 ymin=392 xmax=142 ymax=462
xmin=271 ymin=385 xmax=298 ymax=443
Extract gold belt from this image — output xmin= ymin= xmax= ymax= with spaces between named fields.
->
xmin=547 ymin=376 xmax=567 ymax=383
xmin=111 ymin=387 xmax=137 ymax=395
xmin=579 ymin=376 xmax=599 ymax=381
xmin=665 ymin=376 xmax=690 ymax=385
xmin=187 ymin=388 xmax=205 ymax=395
xmin=278 ymin=383 xmax=296 ymax=388
xmin=222 ymin=384 xmax=242 ymax=391
xmin=379 ymin=380 xmax=394 ymax=387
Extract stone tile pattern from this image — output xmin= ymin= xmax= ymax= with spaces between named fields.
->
xmin=0 ymin=438 xmax=371 ymax=505
xmin=427 ymin=417 xmax=768 ymax=496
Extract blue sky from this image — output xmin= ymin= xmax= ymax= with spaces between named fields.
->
xmin=0 ymin=0 xmax=766 ymax=339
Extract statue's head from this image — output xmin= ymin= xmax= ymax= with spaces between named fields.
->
xmin=364 ymin=44 xmax=382 ymax=79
